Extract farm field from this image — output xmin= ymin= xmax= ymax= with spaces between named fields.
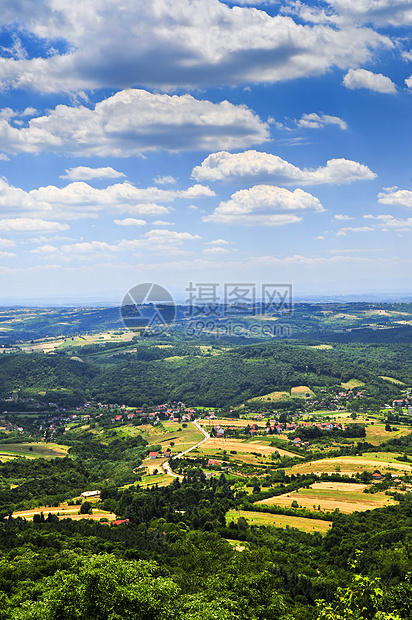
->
xmin=287 ymin=453 xmax=412 ymax=476
xmin=12 ymin=500 xmax=117 ymax=522
xmin=194 ymin=438 xmax=298 ymax=461
xmin=291 ymin=386 xmax=316 ymax=398
xmin=257 ymin=481 xmax=396 ymax=514
xmin=138 ymin=472 xmax=176 ymax=487
xmin=246 ymin=391 xmax=290 ymax=403
xmin=118 ymin=422 xmax=204 ymax=454
xmin=0 ymin=442 xmax=70 ymax=460
xmin=225 ymin=509 xmax=332 ymax=534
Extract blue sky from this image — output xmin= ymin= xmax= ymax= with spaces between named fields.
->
xmin=0 ymin=0 xmax=412 ymax=303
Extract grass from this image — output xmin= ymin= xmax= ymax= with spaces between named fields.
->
xmin=379 ymin=376 xmax=406 ymax=385
xmin=138 ymin=472 xmax=175 ymax=487
xmin=341 ymin=379 xmax=366 ymax=389
xmin=287 ymin=453 xmax=412 ymax=476
xmin=257 ymin=483 xmax=396 ymax=514
xmin=291 ymin=386 xmax=316 ymax=398
xmin=0 ymin=442 xmax=70 ymax=460
xmin=226 ymin=509 xmax=332 ymax=534
xmin=247 ymin=391 xmax=290 ymax=403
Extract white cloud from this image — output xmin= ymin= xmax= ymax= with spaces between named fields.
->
xmin=0 ymin=1 xmax=392 ymax=93
xmin=207 ymin=239 xmax=230 ymax=245
xmin=343 ymin=69 xmax=396 ymax=93
xmin=203 ymin=246 xmax=231 ymax=255
xmin=33 ymin=229 xmax=201 ymax=259
xmin=378 ymin=188 xmax=412 ymax=208
xmin=334 ymin=214 xmax=354 ymax=220
xmin=61 ymin=167 xmax=126 ymax=180
xmin=152 ymin=220 xmax=175 ymax=226
xmin=337 ymin=226 xmax=374 ymax=236
xmin=192 ymin=150 xmax=376 ymax=185
xmin=0 ymin=218 xmax=69 ymax=232
xmin=0 ymin=89 xmax=269 ymax=156
xmin=364 ymin=214 xmax=412 ymax=231
xmin=324 ymin=0 xmax=412 ymax=27
xmin=297 ymin=113 xmax=347 ymax=130
xmin=154 ymin=176 xmax=177 ymax=185
xmin=0 ymin=177 xmax=214 ymax=220
xmin=31 ymin=244 xmax=59 ymax=254
xmin=204 ymin=185 xmax=324 ymax=225
xmin=113 ymin=218 xmax=147 ymax=226
xmin=0 ymin=251 xmax=16 ymax=258
xmin=0 ymin=238 xmax=16 ymax=248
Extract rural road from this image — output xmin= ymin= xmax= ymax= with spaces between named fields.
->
xmin=162 ymin=419 xmax=210 ymax=477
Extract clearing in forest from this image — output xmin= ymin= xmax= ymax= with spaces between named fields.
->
xmin=291 ymin=386 xmax=316 ymax=398
xmin=0 ymin=442 xmax=70 ymax=460
xmin=226 ymin=509 xmax=332 ymax=533
xmin=257 ymin=483 xmax=396 ymax=514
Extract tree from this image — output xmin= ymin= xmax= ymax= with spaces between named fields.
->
xmin=80 ymin=500 xmax=92 ymax=514
xmin=12 ymin=555 xmax=179 ymax=620
xmin=316 ymin=553 xmax=402 ymax=620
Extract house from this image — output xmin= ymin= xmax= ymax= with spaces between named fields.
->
xmin=372 ymin=472 xmax=382 ymax=480
xmin=149 ymin=451 xmax=159 ymax=459
xmin=163 ymin=451 xmax=171 ymax=458
xmin=81 ymin=490 xmax=100 ymax=498
xmin=112 ymin=519 xmax=130 ymax=526
xmin=208 ymin=459 xmax=221 ymax=466
xmin=292 ymin=437 xmax=302 ymax=446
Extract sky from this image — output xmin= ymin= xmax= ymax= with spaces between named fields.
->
xmin=0 ymin=0 xmax=412 ymax=303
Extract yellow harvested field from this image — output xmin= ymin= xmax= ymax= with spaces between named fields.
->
xmin=311 ymin=481 xmax=369 ymax=492
xmin=13 ymin=504 xmax=118 ymax=521
xmin=291 ymin=386 xmax=316 ymax=398
xmin=198 ymin=438 xmax=298 ymax=459
xmin=226 ymin=509 xmax=331 ymax=533
xmin=257 ymin=485 xmax=395 ymax=514
xmin=287 ymin=454 xmax=412 ymax=476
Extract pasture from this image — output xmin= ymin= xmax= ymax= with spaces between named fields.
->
xmin=225 ymin=509 xmax=332 ymax=534
xmin=0 ymin=442 xmax=70 ymax=460
xmin=257 ymin=481 xmax=396 ymax=514
xmin=287 ymin=453 xmax=412 ymax=476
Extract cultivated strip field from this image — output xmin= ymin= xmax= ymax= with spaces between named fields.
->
xmin=0 ymin=442 xmax=70 ymax=459
xmin=288 ymin=454 xmax=412 ymax=476
xmin=226 ymin=509 xmax=332 ymax=534
xmin=195 ymin=438 xmax=298 ymax=460
xmin=257 ymin=482 xmax=396 ymax=514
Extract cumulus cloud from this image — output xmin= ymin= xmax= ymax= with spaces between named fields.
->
xmin=0 ymin=177 xmax=214 ymax=220
xmin=334 ymin=214 xmax=354 ymax=220
xmin=35 ymin=229 xmax=201 ymax=258
xmin=0 ymin=218 xmax=69 ymax=232
xmin=113 ymin=218 xmax=147 ymax=226
xmin=297 ymin=113 xmax=347 ymax=130
xmin=0 ymin=1 xmax=392 ymax=93
xmin=378 ymin=188 xmax=412 ymax=207
xmin=324 ymin=0 xmax=412 ymax=27
xmin=203 ymin=246 xmax=231 ymax=255
xmin=192 ymin=150 xmax=376 ymax=185
xmin=0 ymin=89 xmax=269 ymax=156
xmin=337 ymin=226 xmax=374 ymax=236
xmin=154 ymin=176 xmax=177 ymax=185
xmin=204 ymin=185 xmax=324 ymax=225
xmin=0 ymin=238 xmax=16 ymax=248
xmin=61 ymin=167 xmax=126 ymax=180
xmin=364 ymin=214 xmax=412 ymax=231
xmin=343 ymin=68 xmax=396 ymax=93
